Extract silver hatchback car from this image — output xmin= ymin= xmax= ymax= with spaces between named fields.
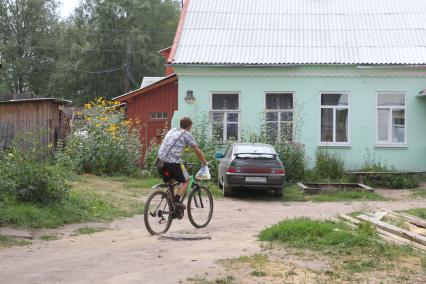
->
xmin=216 ymin=143 xmax=285 ymax=197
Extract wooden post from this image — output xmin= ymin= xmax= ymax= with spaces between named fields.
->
xmin=356 ymin=173 xmax=364 ymax=184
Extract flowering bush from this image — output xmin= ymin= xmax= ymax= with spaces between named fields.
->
xmin=56 ymin=98 xmax=141 ymax=176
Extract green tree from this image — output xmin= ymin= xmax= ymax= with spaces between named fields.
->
xmin=49 ymin=0 xmax=180 ymax=105
xmin=0 ymin=0 xmax=59 ymax=96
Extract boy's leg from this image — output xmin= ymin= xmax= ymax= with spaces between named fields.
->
xmin=176 ymin=179 xmax=189 ymax=199
xmin=166 ymin=163 xmax=189 ymax=203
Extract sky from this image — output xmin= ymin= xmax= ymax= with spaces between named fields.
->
xmin=59 ymin=0 xmax=79 ymax=18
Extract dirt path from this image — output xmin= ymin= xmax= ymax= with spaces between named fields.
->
xmin=0 ymin=197 xmax=425 ymax=284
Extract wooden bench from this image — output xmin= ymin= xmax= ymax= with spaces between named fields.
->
xmin=347 ymin=171 xmax=426 ymax=184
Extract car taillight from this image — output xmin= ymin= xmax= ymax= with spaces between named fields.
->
xmin=227 ymin=167 xmax=237 ymax=173
xmin=275 ymin=169 xmax=285 ymax=175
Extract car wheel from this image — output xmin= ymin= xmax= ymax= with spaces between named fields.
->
xmin=217 ymin=176 xmax=223 ymax=189
xmin=223 ymin=184 xmax=234 ymax=197
xmin=275 ymin=189 xmax=283 ymax=198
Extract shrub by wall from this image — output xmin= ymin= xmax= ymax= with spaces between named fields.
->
xmin=361 ymin=150 xmax=419 ymax=189
xmin=312 ymin=150 xmax=345 ymax=181
xmin=0 ymin=142 xmax=70 ymax=205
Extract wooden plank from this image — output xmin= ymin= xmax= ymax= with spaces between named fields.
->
xmin=378 ymin=207 xmax=426 ymax=229
xmin=357 ymin=214 xmax=426 ymax=246
xmin=348 ymin=171 xmax=426 ymax=175
xmin=393 ymin=211 xmax=426 ymax=228
xmin=376 ymin=228 xmax=426 ymax=252
xmin=371 ymin=211 xmax=388 ymax=220
xmin=340 ymin=214 xmax=361 ymax=225
xmin=358 ymin=183 xmax=374 ymax=192
xmin=330 ymin=216 xmax=358 ymax=229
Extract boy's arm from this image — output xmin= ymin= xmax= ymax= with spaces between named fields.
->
xmin=192 ymin=145 xmax=208 ymax=166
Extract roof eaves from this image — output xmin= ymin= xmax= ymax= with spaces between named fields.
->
xmin=113 ymin=73 xmax=177 ymax=102
xmin=0 ymin=98 xmax=72 ymax=105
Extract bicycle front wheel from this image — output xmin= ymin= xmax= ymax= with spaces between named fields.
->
xmin=187 ymin=185 xmax=214 ymax=228
xmin=144 ymin=190 xmax=173 ymax=235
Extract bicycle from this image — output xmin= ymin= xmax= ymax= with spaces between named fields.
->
xmin=143 ymin=163 xmax=214 ymax=235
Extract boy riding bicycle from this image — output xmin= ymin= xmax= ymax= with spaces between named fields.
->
xmin=157 ymin=117 xmax=208 ymax=209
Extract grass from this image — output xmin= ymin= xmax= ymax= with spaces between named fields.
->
xmin=404 ymin=208 xmax=426 ymax=220
xmin=72 ymin=227 xmax=108 ymax=236
xmin=282 ymin=185 xmax=306 ymax=201
xmin=40 ymin=235 xmax=61 ymax=241
xmin=410 ymin=189 xmax=426 ymax=199
xmin=0 ymin=175 xmax=150 ymax=229
xmin=258 ymin=218 xmax=420 ymax=273
xmin=187 ymin=276 xmax=235 ymax=284
xmin=0 ymin=235 xmax=31 ymax=248
xmin=307 ymin=191 xmax=387 ymax=202
xmin=282 ymin=185 xmax=387 ymax=202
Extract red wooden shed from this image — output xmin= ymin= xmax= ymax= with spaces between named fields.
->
xmin=113 ymin=73 xmax=178 ymax=162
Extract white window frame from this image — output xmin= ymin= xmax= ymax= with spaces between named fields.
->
xmin=264 ymin=92 xmax=295 ymax=141
xmin=375 ymin=92 xmax=407 ymax=147
xmin=319 ymin=92 xmax=351 ymax=146
xmin=150 ymin=112 xmax=168 ymax=120
xmin=209 ymin=92 xmax=241 ymax=142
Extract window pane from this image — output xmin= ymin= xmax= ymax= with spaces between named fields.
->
xmin=212 ymin=112 xmax=223 ymax=122
xmin=321 ymin=93 xmax=348 ymax=106
xmin=266 ymin=112 xmax=278 ymax=121
xmin=212 ymin=123 xmax=223 ymax=141
xmin=392 ymin=110 xmax=405 ymax=143
xmin=378 ymin=93 xmax=405 ymax=106
xmin=280 ymin=122 xmax=293 ymax=141
xmin=336 ymin=109 xmax=348 ymax=142
xmin=266 ymin=122 xmax=278 ymax=141
xmin=227 ymin=113 xmax=238 ymax=122
xmin=280 ymin=112 xmax=293 ymax=122
xmin=378 ymin=109 xmax=390 ymax=142
xmin=321 ymin=108 xmax=333 ymax=142
xmin=212 ymin=94 xmax=239 ymax=110
xmin=227 ymin=123 xmax=238 ymax=141
xmin=266 ymin=93 xmax=293 ymax=110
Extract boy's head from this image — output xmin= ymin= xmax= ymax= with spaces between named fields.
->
xmin=180 ymin=117 xmax=193 ymax=131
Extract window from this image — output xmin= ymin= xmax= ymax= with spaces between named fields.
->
xmin=150 ymin=112 xmax=168 ymax=119
xmin=320 ymin=93 xmax=349 ymax=144
xmin=211 ymin=93 xmax=239 ymax=142
xmin=265 ymin=93 xmax=294 ymax=141
xmin=376 ymin=93 xmax=406 ymax=145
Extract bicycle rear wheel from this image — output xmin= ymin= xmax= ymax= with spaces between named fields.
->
xmin=187 ymin=185 xmax=214 ymax=228
xmin=144 ymin=190 xmax=173 ymax=235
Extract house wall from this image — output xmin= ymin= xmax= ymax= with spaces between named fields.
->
xmin=125 ymin=79 xmax=178 ymax=160
xmin=172 ymin=65 xmax=426 ymax=171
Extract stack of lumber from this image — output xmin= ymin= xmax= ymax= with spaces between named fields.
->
xmin=338 ymin=210 xmax=426 ymax=252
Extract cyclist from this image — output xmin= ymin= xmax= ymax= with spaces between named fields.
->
xmin=157 ymin=117 xmax=208 ymax=209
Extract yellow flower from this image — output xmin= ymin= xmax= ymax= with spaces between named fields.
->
xmin=95 ymin=123 xmax=101 ymax=127
xmin=84 ymin=103 xmax=92 ymax=109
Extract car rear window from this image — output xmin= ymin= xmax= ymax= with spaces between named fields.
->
xmin=234 ymin=145 xmax=276 ymax=158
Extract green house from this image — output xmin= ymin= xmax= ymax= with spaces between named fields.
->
xmin=168 ymin=0 xmax=426 ymax=171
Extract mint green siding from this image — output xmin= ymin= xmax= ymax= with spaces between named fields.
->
xmin=172 ymin=66 xmax=426 ymax=170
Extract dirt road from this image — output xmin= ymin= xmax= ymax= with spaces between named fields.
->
xmin=0 ymin=196 xmax=425 ymax=284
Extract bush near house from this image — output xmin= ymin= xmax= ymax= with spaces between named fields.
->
xmin=0 ymin=141 xmax=146 ymax=228
xmin=56 ymin=98 xmax=141 ymax=176
xmin=361 ymin=151 xmax=419 ymax=189
xmin=0 ymin=139 xmax=70 ymax=205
